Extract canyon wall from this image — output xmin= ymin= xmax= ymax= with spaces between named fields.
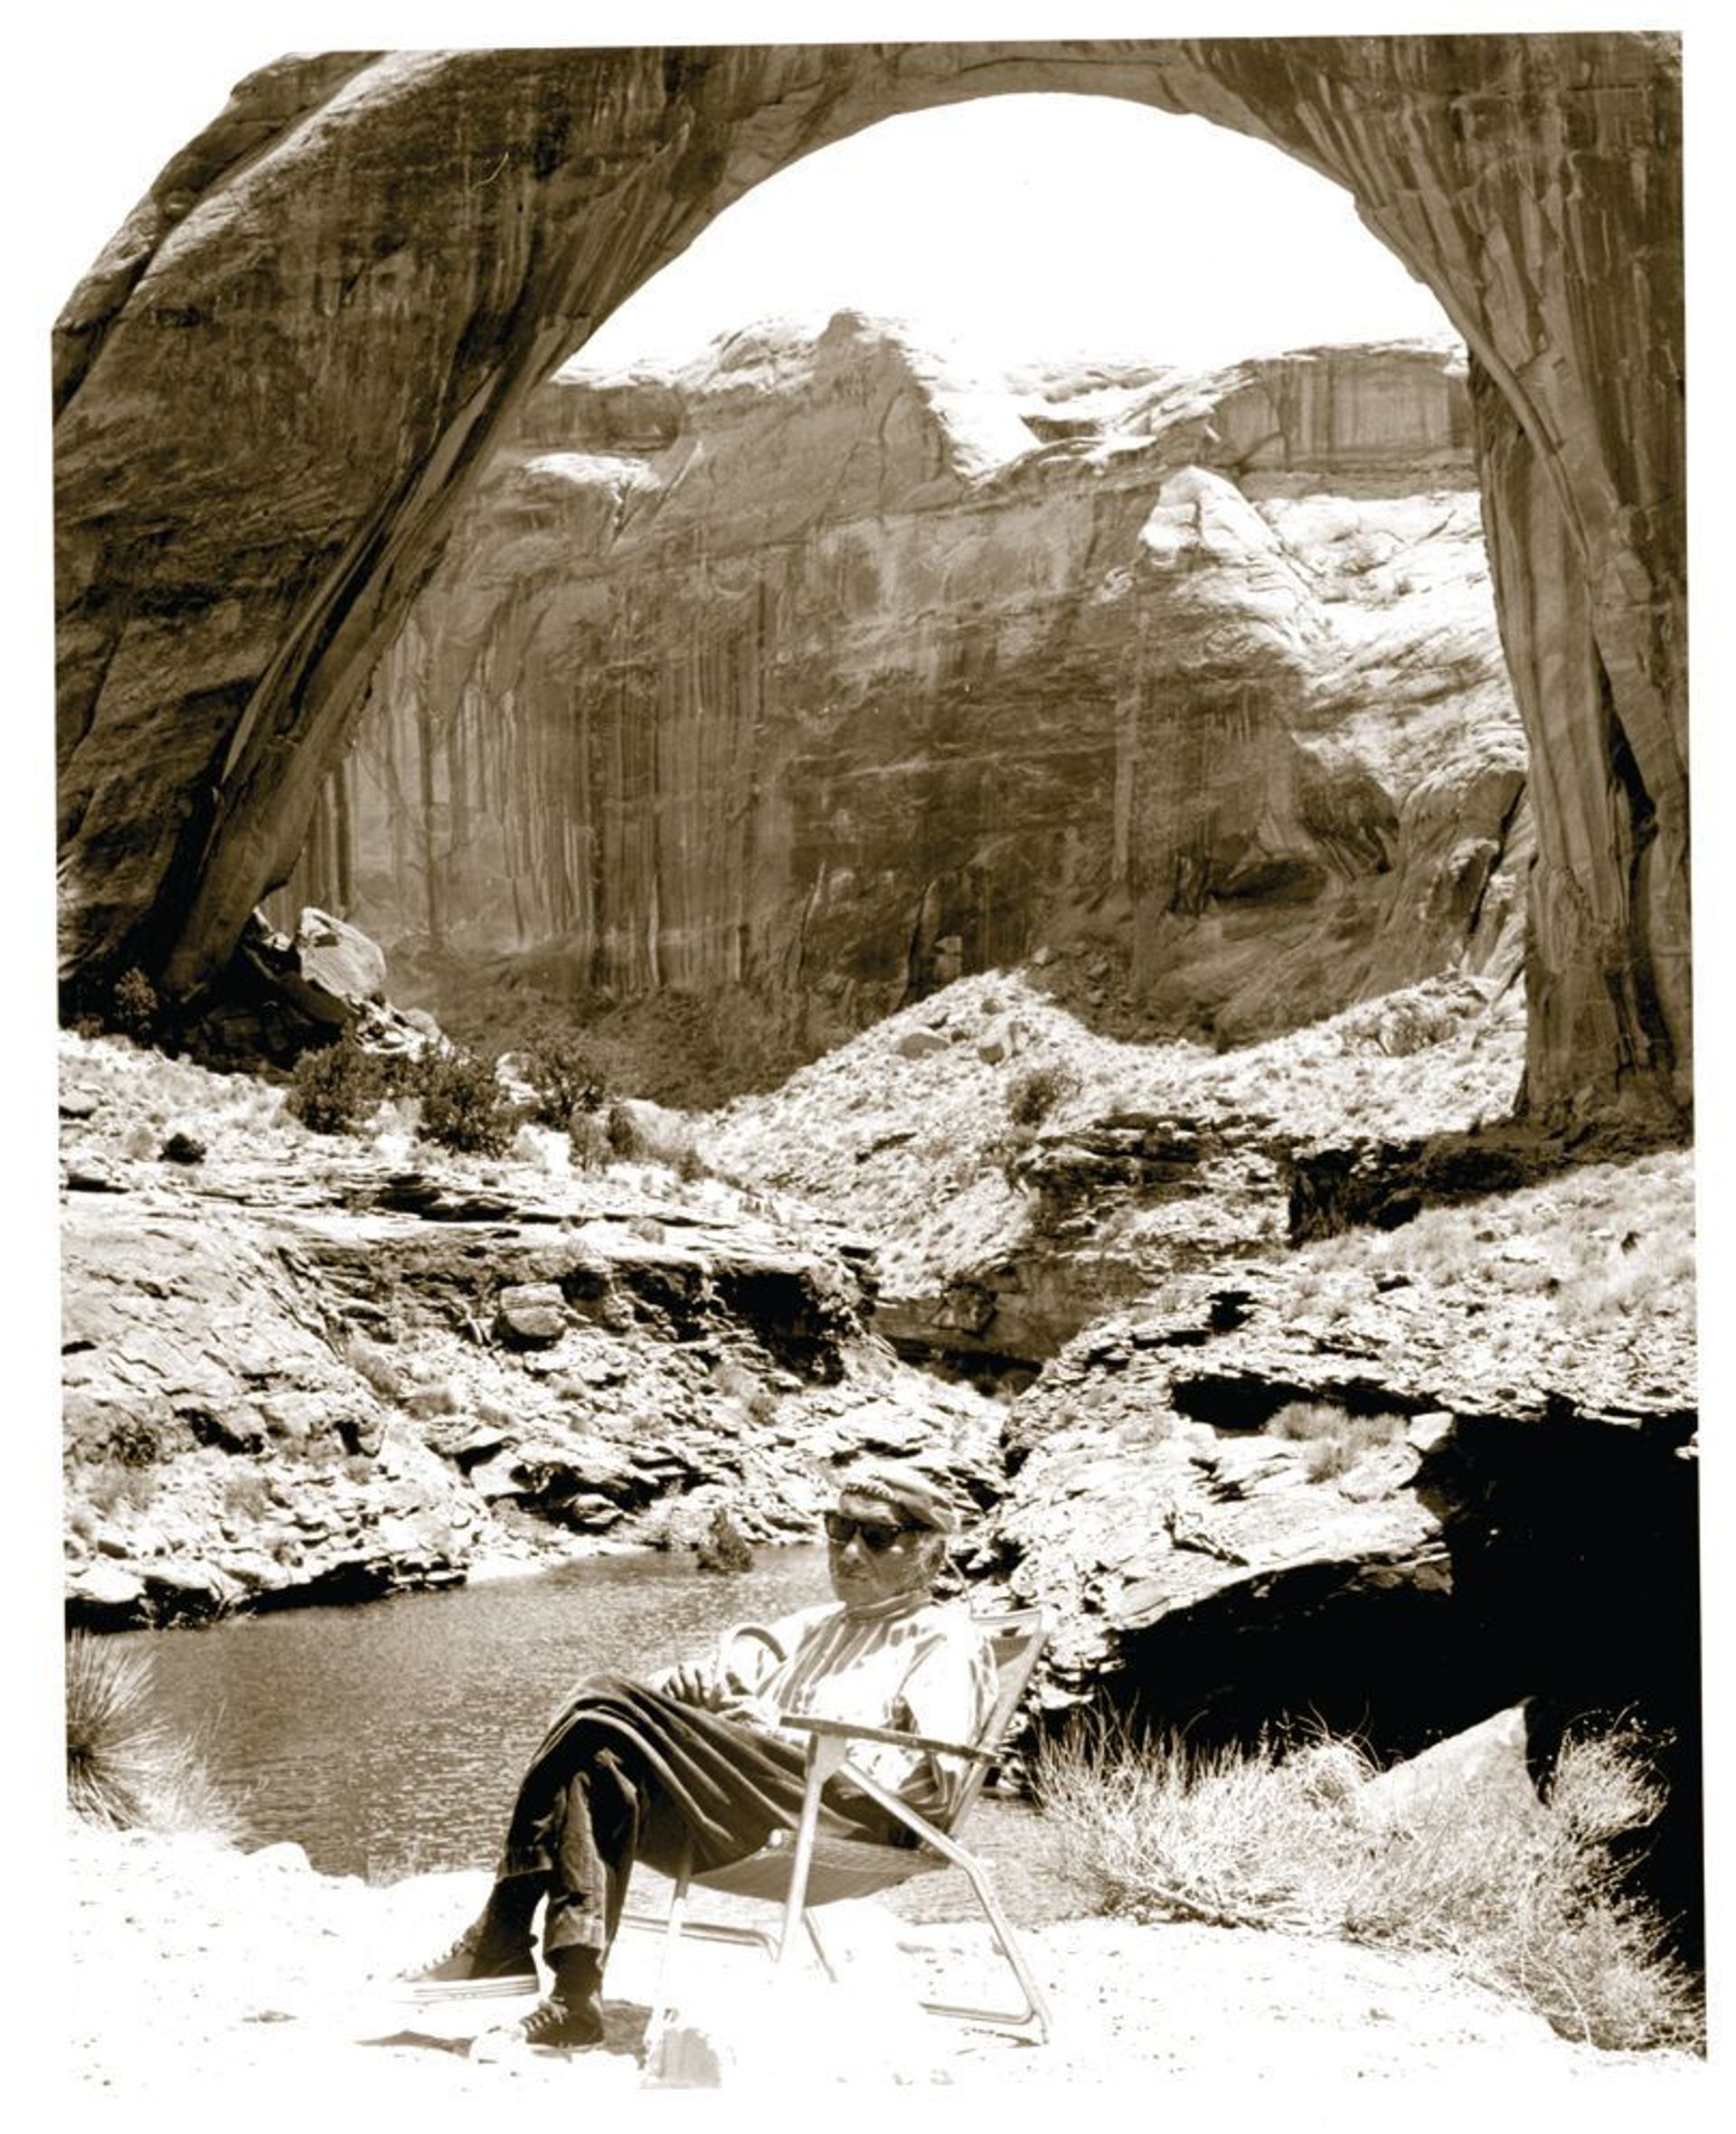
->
xmin=278 ymin=326 xmax=1527 ymax=1054
xmin=53 ymin=37 xmax=1685 ymax=1126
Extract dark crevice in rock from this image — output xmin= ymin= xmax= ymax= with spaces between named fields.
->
xmin=1080 ymin=1551 xmax=1478 ymax=1762
xmin=1168 ymin=1371 xmax=1431 ymax=1431
xmin=1602 ymin=666 xmax=1677 ymax=1090
xmin=1282 ymin=1120 xmax=1686 ymax=1245
xmin=1413 ymin=1412 xmax=1702 ymax=1959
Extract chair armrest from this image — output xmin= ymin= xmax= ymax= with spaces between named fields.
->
xmin=778 ymin=1712 xmax=995 ymax=1763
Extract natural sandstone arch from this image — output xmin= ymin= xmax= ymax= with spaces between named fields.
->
xmin=53 ymin=37 xmax=1686 ymax=1128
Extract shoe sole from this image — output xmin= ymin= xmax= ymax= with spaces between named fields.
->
xmin=407 ymin=1974 xmax=540 ymax=2006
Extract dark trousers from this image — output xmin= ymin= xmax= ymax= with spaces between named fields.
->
xmin=495 ymin=1671 xmax=898 ymax=1961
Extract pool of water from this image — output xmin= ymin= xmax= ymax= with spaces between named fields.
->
xmin=117 ymin=1548 xmax=1074 ymax=1922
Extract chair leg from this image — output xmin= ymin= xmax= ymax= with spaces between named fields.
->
xmin=641 ymin=1839 xmax=695 ymax=2069
xmin=918 ymin=1850 xmax=1053 ymax=2044
xmin=777 ymin=1736 xmax=845 ymax=1967
xmin=802 ymin=1907 xmax=839 ymax=1984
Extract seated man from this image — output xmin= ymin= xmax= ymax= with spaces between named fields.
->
xmin=404 ymin=1459 xmax=997 ymax=2050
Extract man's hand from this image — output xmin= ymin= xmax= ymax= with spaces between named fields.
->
xmin=712 ymin=1690 xmax=780 ymax=1731
xmin=659 ymin=1661 xmax=722 ymax=1709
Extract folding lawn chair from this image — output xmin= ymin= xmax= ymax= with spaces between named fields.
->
xmin=636 ymin=1606 xmax=1053 ymax=2051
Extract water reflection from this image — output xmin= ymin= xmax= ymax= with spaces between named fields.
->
xmin=118 ymin=1547 xmax=836 ymax=1883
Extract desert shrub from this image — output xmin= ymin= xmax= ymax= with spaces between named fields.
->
xmin=605 ymin=1097 xmax=647 ymax=1160
xmin=65 ymin=1631 xmax=241 ymax=1837
xmin=1005 ymin=1062 xmax=1080 ymax=1128
xmin=1033 ymin=1717 xmax=1703 ymax=2054
xmin=568 ymin=1109 xmax=612 ymax=1171
xmin=695 ymin=1506 xmax=754 ymax=1574
xmin=1373 ymin=999 xmax=1454 ymax=1057
xmin=1557 ymin=1231 xmax=1695 ymax=1326
xmin=1303 ymin=1436 xmax=1355 ymax=1482
xmin=220 ymin=1466 xmax=272 ymax=1522
xmin=82 ymin=1459 xmax=159 ymax=1517
xmin=1268 ymin=1401 xmax=1348 ymax=1442
xmin=287 ymin=1037 xmax=392 ymax=1135
xmin=343 ymin=1331 xmax=405 ymax=1402
xmin=413 ymin=1048 xmax=512 ymax=1156
xmin=516 ymin=1015 xmax=608 ymax=1128
xmin=1269 ymin=1402 xmax=1406 ymax=1482
xmin=108 ymin=967 xmax=159 ymax=1038
xmin=106 ymin=1414 xmax=162 ymax=1468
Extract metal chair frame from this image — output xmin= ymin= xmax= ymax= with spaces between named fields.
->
xmin=631 ymin=1607 xmax=1053 ymax=2054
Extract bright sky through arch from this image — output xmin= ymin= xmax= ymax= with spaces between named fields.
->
xmin=573 ymin=93 xmax=1458 ymax=376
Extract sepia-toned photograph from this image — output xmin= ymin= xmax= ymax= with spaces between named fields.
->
xmin=42 ymin=3 xmax=1714 ymax=2109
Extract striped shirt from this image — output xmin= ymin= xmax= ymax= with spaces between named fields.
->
xmin=706 ymin=1596 xmax=998 ymax=1817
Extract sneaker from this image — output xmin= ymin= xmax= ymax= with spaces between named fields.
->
xmin=513 ymin=1989 xmax=607 ymax=2052
xmin=402 ymin=1916 xmax=538 ymax=2002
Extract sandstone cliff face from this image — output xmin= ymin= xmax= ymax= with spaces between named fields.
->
xmin=278 ymin=325 xmax=1525 ymax=1054
xmin=53 ymin=37 xmax=1684 ymax=1127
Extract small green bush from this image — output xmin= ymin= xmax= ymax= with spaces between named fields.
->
xmin=1006 ymin=1062 xmax=1080 ymax=1128
xmin=568 ymin=1110 xmax=612 ymax=1171
xmin=287 ymin=1037 xmax=390 ymax=1135
xmin=107 ymin=1415 xmax=162 ymax=1469
xmin=221 ymin=1466 xmax=272 ymax=1522
xmin=605 ymin=1098 xmax=647 ymax=1160
xmin=343 ymin=1332 xmax=405 ymax=1402
xmin=109 ymin=968 xmax=159 ymax=1038
xmin=82 ymin=1459 xmax=159 ymax=1517
xmin=1269 ymin=1402 xmax=1406 ymax=1483
xmin=516 ymin=1015 xmax=608 ymax=1128
xmin=413 ymin=1049 xmax=512 ymax=1156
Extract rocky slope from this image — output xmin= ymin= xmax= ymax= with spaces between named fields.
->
xmin=59 ymin=940 xmax=1701 ymax=1941
xmin=702 ymin=969 xmax=1699 ymax=1947
xmin=59 ymin=1033 xmax=1002 ymax=1630
xmin=277 ymin=323 xmax=1527 ymax=1064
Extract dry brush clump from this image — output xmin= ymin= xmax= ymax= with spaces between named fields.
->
xmin=1291 ymin=1148 xmax=1694 ymax=1353
xmin=1033 ymin=1715 xmax=1702 ymax=2054
xmin=1267 ymin=1401 xmax=1408 ymax=1482
xmin=65 ymin=1631 xmax=242 ymax=1840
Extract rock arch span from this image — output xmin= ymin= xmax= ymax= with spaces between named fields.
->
xmin=53 ymin=37 xmax=1686 ymax=1128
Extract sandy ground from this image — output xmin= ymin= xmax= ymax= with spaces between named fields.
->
xmin=52 ymin=1821 xmax=1713 ymax=2125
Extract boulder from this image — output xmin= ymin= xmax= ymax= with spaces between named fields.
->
xmin=293 ymin=908 xmax=388 ymax=1006
xmin=495 ymin=1282 xmax=569 ymax=1347
xmin=894 ymin=1029 xmax=950 ymax=1061
xmin=1358 ymin=1704 xmax=1536 ymax=1828
xmin=68 ymin=1561 xmax=146 ymax=1615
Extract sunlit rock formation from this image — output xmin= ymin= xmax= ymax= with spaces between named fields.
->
xmin=53 ymin=37 xmax=1685 ymax=1126
xmin=280 ymin=323 xmax=1526 ymax=1055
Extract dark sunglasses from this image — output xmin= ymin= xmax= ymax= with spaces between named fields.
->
xmin=824 ymin=1511 xmax=915 ymax=1553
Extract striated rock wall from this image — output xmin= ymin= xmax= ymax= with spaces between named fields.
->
xmin=277 ymin=326 xmax=1525 ymax=1053
xmin=53 ymin=36 xmax=1684 ymax=1127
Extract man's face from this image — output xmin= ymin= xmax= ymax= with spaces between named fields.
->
xmin=826 ymin=1491 xmax=941 ymax=1610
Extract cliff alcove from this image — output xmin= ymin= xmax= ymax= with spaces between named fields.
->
xmin=269 ymin=322 xmax=1527 ymax=1080
xmin=55 ymin=34 xmax=1686 ymax=1132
